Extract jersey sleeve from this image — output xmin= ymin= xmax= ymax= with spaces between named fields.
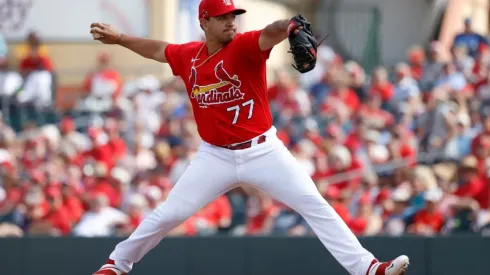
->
xmin=236 ymin=30 xmax=273 ymax=64
xmin=164 ymin=44 xmax=184 ymax=76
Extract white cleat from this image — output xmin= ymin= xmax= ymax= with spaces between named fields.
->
xmin=93 ymin=259 xmax=126 ymax=275
xmin=366 ymin=255 xmax=410 ymax=275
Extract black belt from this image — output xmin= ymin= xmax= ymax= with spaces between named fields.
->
xmin=219 ymin=135 xmax=266 ymax=150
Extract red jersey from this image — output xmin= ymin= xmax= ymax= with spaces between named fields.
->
xmin=454 ymin=176 xmax=489 ymax=209
xmin=164 ymin=30 xmax=273 ymax=146
xmin=413 ymin=209 xmax=445 ymax=233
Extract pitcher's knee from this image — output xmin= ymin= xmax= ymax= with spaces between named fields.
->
xmin=291 ymin=193 xmax=335 ymax=216
xmin=153 ymin=196 xmax=197 ymax=225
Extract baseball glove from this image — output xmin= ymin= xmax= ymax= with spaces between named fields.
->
xmin=287 ymin=14 xmax=326 ymax=74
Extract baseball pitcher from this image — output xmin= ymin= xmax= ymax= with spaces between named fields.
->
xmin=90 ymin=0 xmax=409 ymax=274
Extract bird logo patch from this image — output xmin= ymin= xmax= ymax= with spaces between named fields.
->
xmin=189 ymin=61 xmax=244 ymax=108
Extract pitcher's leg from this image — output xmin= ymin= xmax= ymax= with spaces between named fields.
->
xmin=103 ymin=145 xmax=238 ymax=273
xmin=241 ymin=143 xmax=374 ymax=275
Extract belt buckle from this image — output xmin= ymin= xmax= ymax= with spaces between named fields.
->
xmin=228 ymin=141 xmax=251 ymax=150
xmin=225 ymin=135 xmax=266 ymax=150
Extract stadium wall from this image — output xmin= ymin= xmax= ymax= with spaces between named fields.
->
xmin=1 ymin=236 xmax=489 ymax=275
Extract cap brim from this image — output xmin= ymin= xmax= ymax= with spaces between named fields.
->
xmin=212 ymin=8 xmax=246 ymax=17
xmin=233 ymin=9 xmax=246 ymax=15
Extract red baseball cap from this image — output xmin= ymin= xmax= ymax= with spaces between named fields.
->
xmin=199 ymin=0 xmax=246 ymax=19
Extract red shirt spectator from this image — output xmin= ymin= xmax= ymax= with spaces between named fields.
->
xmin=412 ymin=209 xmax=445 ymax=233
xmin=19 ymin=46 xmax=55 ymax=73
xmin=88 ymin=179 xmax=121 ymax=209
xmin=63 ymin=194 xmax=85 ymax=223
xmin=325 ymin=155 xmax=363 ymax=191
xmin=324 ymin=87 xmax=360 ymax=112
xmin=107 ymin=137 xmax=127 ymax=161
xmin=454 ymin=156 xmax=489 ymax=209
xmin=82 ymin=52 xmax=122 ymax=98
xmin=84 ymin=128 xmax=114 ymax=169
xmin=246 ymin=203 xmax=279 ymax=235
xmin=42 ymin=205 xmax=72 ymax=235
xmin=454 ymin=176 xmax=489 ymax=209
xmin=408 ymin=46 xmax=425 ymax=80
xmin=471 ymin=133 xmax=490 ymax=160
xmin=369 ymin=83 xmax=394 ymax=103
xmin=197 ymin=196 xmax=232 ymax=228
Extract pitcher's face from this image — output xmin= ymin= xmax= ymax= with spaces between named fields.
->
xmin=202 ymin=12 xmax=237 ymax=44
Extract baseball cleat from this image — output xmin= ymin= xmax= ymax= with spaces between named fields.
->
xmin=366 ymin=255 xmax=409 ymax=275
xmin=93 ymin=259 xmax=126 ymax=275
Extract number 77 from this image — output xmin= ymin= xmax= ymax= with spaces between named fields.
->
xmin=227 ymin=99 xmax=254 ymax=125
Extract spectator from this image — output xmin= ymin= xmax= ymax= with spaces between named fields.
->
xmin=391 ymin=62 xmax=421 ymax=112
xmin=18 ymin=39 xmax=54 ymax=75
xmin=82 ymin=52 xmax=123 ymax=99
xmin=73 ymin=194 xmax=128 ymax=237
xmin=452 ymin=18 xmax=489 ymax=59
xmin=453 ymin=44 xmax=475 ymax=77
xmin=193 ymin=195 xmax=232 ymax=235
xmin=407 ymin=45 xmax=426 ymax=81
xmin=453 ymin=155 xmax=489 ymax=210
xmin=0 ymin=57 xmax=23 ymax=129
xmin=471 ymin=106 xmax=490 ymax=160
xmin=358 ymin=94 xmax=394 ymax=130
xmin=345 ymin=61 xmax=368 ymax=102
xmin=369 ymin=66 xmax=394 ymax=107
xmin=14 ymin=32 xmax=55 ymax=128
xmin=117 ymin=194 xmax=148 ymax=236
xmin=272 ymin=203 xmax=310 ymax=236
xmin=408 ymin=187 xmax=445 ymax=236
xmin=29 ymin=187 xmax=72 ymax=236
xmin=434 ymin=63 xmax=468 ymax=96
xmin=384 ymin=187 xmax=411 ymax=236
xmin=14 ymin=31 xmax=50 ymax=61
xmin=420 ymin=41 xmax=445 ymax=92
xmin=245 ymin=191 xmax=280 ymax=235
xmin=84 ymin=127 xmax=113 ymax=169
xmin=416 ymin=89 xmax=455 ymax=154
xmin=445 ymin=112 xmax=475 ymax=159
xmin=350 ymin=192 xmax=383 ymax=236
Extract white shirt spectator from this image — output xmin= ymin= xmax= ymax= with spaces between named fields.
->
xmin=73 ymin=207 xmax=128 ymax=237
xmin=90 ymin=74 xmax=119 ymax=98
xmin=392 ymin=77 xmax=420 ymax=104
xmin=0 ymin=70 xmax=23 ymax=97
xmin=434 ymin=72 xmax=467 ymax=92
xmin=17 ymin=71 xmax=53 ymax=107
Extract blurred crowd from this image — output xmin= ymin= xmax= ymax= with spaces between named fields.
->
xmin=2 ymin=18 xmax=490 ymax=238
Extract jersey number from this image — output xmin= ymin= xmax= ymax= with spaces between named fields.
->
xmin=226 ymin=99 xmax=254 ymax=125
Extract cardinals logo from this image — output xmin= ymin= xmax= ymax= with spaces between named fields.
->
xmin=189 ymin=61 xmax=244 ymax=108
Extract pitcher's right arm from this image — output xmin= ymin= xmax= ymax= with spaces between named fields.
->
xmin=90 ymin=23 xmax=169 ymax=63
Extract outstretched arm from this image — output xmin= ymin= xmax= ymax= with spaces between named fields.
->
xmin=258 ymin=19 xmax=290 ymax=51
xmin=90 ymin=23 xmax=169 ymax=63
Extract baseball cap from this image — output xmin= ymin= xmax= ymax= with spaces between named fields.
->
xmin=199 ymin=0 xmax=246 ymax=20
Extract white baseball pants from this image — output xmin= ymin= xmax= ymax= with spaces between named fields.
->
xmin=109 ymin=126 xmax=375 ymax=275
